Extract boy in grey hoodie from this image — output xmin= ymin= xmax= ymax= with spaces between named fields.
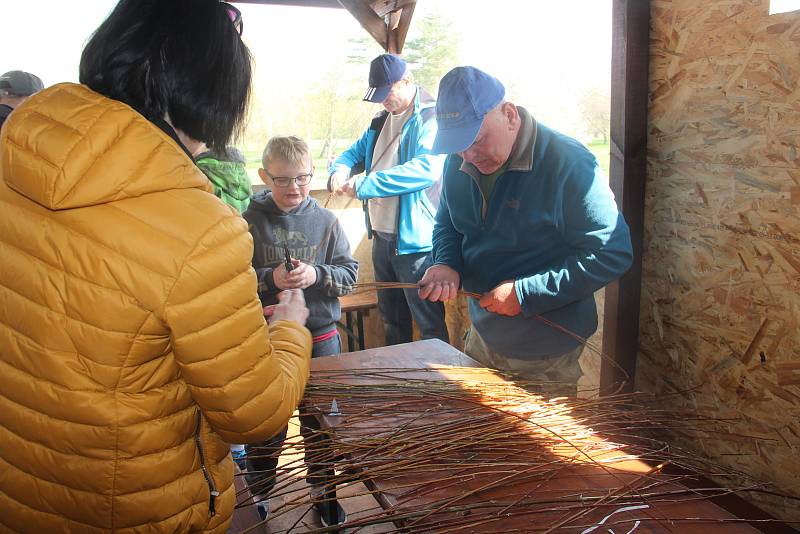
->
xmin=242 ymin=135 xmax=356 ymax=525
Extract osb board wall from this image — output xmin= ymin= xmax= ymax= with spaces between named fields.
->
xmin=313 ymin=191 xmax=605 ymax=392
xmin=641 ymin=0 xmax=800 ymax=521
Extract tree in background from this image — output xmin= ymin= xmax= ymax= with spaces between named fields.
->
xmin=403 ymin=10 xmax=461 ymax=94
xmin=347 ymin=35 xmax=384 ymax=66
xmin=305 ymin=64 xmax=377 ymax=163
xmin=578 ymin=86 xmax=610 ymax=144
xmin=242 ymin=9 xmax=461 ymax=174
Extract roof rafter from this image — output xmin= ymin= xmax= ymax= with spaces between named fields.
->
xmin=232 ymin=0 xmax=416 ymax=53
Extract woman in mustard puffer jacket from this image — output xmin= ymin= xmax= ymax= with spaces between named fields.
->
xmin=0 ymin=1 xmax=313 ymax=532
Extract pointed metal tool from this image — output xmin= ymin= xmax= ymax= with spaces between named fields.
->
xmin=329 ymin=398 xmax=341 ymax=416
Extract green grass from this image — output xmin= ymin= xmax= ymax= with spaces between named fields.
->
xmin=586 ymin=141 xmax=610 ymax=175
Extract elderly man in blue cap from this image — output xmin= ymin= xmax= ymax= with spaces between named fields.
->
xmin=419 ymin=66 xmax=633 ymax=394
xmin=330 ymin=54 xmax=448 ymax=346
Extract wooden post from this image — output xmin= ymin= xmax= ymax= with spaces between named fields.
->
xmin=600 ymin=0 xmax=650 ymax=394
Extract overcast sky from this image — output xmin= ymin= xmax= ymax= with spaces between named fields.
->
xmin=2 ymin=1 xmax=610 ymax=87
xmin=2 ymin=1 xmax=613 ymax=136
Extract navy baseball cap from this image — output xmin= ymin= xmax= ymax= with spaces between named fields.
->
xmin=363 ymin=54 xmax=407 ymax=103
xmin=432 ymin=66 xmax=505 ymax=155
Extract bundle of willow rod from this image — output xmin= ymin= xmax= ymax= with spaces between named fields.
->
xmin=234 ymin=368 xmax=796 ymax=533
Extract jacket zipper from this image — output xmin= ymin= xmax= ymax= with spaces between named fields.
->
xmin=194 ymin=410 xmax=220 ymax=517
xmin=472 ymin=176 xmax=489 ymax=224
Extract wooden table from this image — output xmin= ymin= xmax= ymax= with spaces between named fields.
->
xmin=308 ymin=339 xmax=768 ymax=533
xmin=339 ymin=291 xmax=378 ymax=351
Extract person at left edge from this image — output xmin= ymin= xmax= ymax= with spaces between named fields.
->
xmin=0 ymin=70 xmax=44 ymax=129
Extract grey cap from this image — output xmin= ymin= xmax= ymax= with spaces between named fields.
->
xmin=0 ymin=71 xmax=44 ymax=97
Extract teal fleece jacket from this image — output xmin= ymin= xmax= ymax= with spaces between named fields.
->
xmin=433 ymin=109 xmax=633 ymax=359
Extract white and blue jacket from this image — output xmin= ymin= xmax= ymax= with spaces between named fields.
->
xmin=330 ymin=88 xmax=445 ymax=255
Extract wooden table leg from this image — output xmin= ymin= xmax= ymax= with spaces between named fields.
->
xmin=345 ymin=312 xmax=355 ymax=352
xmin=356 ymin=311 xmax=365 ymax=350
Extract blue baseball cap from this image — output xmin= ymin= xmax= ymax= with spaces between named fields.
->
xmin=363 ymin=54 xmax=407 ymax=103
xmin=432 ymin=67 xmax=505 ymax=155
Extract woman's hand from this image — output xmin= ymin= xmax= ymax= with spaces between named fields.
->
xmin=269 ymin=289 xmax=309 ymax=326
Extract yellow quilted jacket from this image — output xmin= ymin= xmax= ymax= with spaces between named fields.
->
xmin=0 ymin=84 xmax=312 ymax=533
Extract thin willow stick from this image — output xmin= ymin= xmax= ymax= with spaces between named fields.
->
xmin=346 ymin=281 xmax=631 ymax=383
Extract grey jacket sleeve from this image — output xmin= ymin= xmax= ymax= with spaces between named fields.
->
xmin=254 ymin=266 xmax=278 ymax=298
xmin=313 ymin=220 xmax=358 ymax=297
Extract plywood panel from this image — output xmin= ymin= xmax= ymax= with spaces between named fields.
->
xmin=641 ymin=0 xmax=800 ymax=522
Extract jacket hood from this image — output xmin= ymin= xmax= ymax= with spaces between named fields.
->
xmin=416 ymin=86 xmax=436 ymax=111
xmin=196 ymin=156 xmax=252 ymax=204
xmin=1 ymin=83 xmax=210 ymax=210
xmin=206 ymin=163 xmax=251 ymax=202
xmin=248 ymin=189 xmax=317 ymax=215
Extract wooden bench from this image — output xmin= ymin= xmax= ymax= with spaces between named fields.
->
xmin=338 ymin=291 xmax=377 ymax=352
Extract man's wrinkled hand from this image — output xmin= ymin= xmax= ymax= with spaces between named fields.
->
xmin=418 ymin=264 xmax=460 ymax=302
xmin=478 ymin=280 xmax=521 ymax=316
xmin=329 ymin=171 xmax=348 ymax=194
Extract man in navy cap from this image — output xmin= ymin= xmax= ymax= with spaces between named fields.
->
xmin=0 ymin=71 xmax=44 ymax=129
xmin=329 ymin=54 xmax=448 ymax=346
xmin=419 ymin=66 xmax=633 ymax=394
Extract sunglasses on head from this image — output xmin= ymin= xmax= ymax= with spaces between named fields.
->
xmin=221 ymin=2 xmax=243 ymax=36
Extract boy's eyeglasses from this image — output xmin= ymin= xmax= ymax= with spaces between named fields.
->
xmin=265 ymin=171 xmax=313 ymax=188
xmin=221 ymin=2 xmax=243 ymax=36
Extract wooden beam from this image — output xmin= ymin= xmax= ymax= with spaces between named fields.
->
xmin=600 ymin=0 xmax=650 ymax=394
xmin=386 ymin=11 xmax=401 ymax=53
xmin=391 ymin=2 xmax=415 ymax=54
xmin=370 ymin=0 xmax=416 ymax=18
xmin=337 ymin=0 xmax=389 ymax=49
xmin=233 ymin=0 xmax=343 ymax=8
xmin=234 ymin=0 xmax=418 ymax=53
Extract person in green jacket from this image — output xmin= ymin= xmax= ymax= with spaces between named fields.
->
xmin=195 ymin=145 xmax=252 ymax=212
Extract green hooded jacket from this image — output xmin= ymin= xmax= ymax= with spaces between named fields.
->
xmin=196 ymin=147 xmax=252 ymax=213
